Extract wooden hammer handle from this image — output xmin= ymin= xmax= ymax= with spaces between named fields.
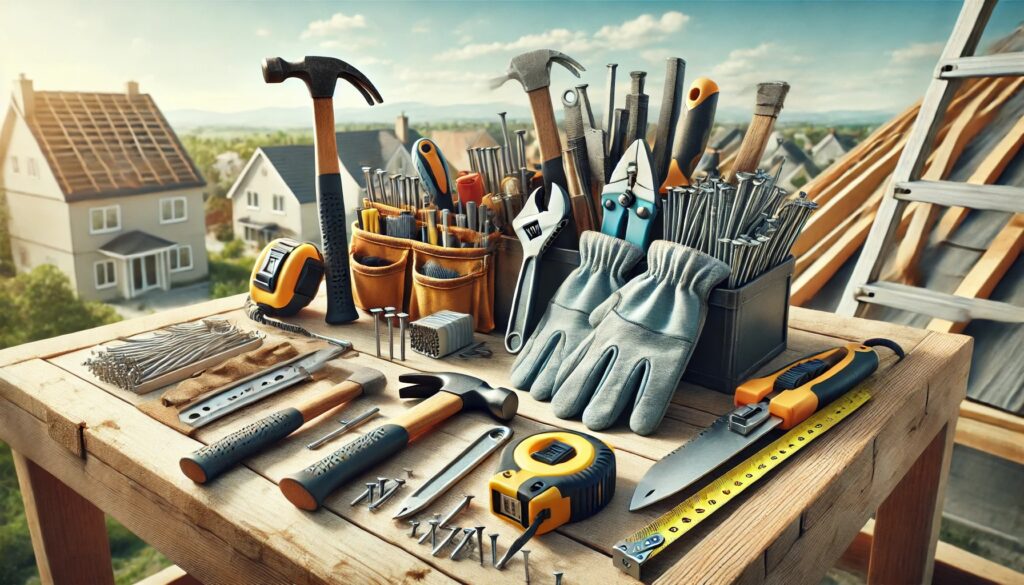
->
xmin=313 ymin=98 xmax=340 ymax=174
xmin=528 ymin=88 xmax=562 ymax=164
xmin=297 ymin=379 xmax=364 ymax=421
xmin=390 ymin=391 xmax=463 ymax=442
xmin=727 ymin=82 xmax=790 ymax=182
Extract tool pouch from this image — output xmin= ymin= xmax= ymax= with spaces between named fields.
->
xmin=350 ymin=201 xmax=498 ymax=332
xmin=350 ymin=225 xmax=411 ymax=311
xmin=409 ymin=241 xmax=495 ymax=332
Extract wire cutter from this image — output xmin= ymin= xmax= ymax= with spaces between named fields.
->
xmin=600 ymin=139 xmax=658 ymax=251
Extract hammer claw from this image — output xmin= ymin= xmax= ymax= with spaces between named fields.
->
xmin=550 ymin=52 xmax=586 ymax=78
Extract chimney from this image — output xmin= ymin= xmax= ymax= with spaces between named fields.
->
xmin=14 ymin=73 xmax=34 ymax=120
xmin=395 ymin=112 xmax=409 ymax=144
xmin=126 ymin=80 xmax=140 ymax=98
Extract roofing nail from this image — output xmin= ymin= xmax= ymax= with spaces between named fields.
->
xmin=409 ymin=520 xmax=420 ymax=538
xmin=489 ymin=533 xmax=499 ymax=567
xmin=522 ymin=549 xmax=531 ymax=584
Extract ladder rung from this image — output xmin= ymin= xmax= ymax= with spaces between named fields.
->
xmin=937 ymin=52 xmax=1024 ymax=78
xmin=856 ymin=282 xmax=1024 ymax=323
xmin=894 ymin=180 xmax=1024 ymax=213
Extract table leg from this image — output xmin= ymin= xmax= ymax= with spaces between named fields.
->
xmin=12 ymin=450 xmax=115 ymax=585
xmin=868 ymin=421 xmax=955 ymax=584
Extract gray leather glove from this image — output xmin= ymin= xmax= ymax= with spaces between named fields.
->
xmin=550 ymin=241 xmax=729 ymax=435
xmin=509 ymin=231 xmax=642 ymax=400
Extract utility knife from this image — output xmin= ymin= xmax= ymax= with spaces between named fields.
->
xmin=630 ymin=339 xmax=904 ymax=511
xmin=600 ymin=139 xmax=658 ymax=251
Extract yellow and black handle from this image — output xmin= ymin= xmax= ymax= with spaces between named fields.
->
xmin=490 ymin=430 xmax=615 ymax=535
xmin=661 ymin=77 xmax=719 ymax=192
xmin=735 ymin=339 xmax=904 ymax=429
xmin=413 ymin=138 xmax=455 ymax=211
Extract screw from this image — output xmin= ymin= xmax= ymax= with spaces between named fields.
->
xmin=409 ymin=520 xmax=420 ymax=538
xmin=369 ymin=308 xmax=383 ymax=357
xmin=522 ymin=549 xmax=531 ymax=584
xmin=397 ymin=312 xmax=409 ymax=360
xmin=384 ymin=312 xmax=396 ymax=360
xmin=489 ymin=533 xmax=499 ymax=567
xmin=350 ymin=486 xmax=371 ymax=507
xmin=475 ymin=526 xmax=485 ymax=566
xmin=449 ymin=528 xmax=476 ymax=560
xmin=554 ymin=571 xmax=563 ymax=585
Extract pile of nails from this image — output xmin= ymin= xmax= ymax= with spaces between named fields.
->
xmin=369 ymin=307 xmax=409 ymax=360
xmin=661 ymin=168 xmax=818 ymax=288
xmin=361 ymin=167 xmax=426 ymax=211
xmin=351 ymin=476 xmax=407 ymax=511
xmin=84 ymin=319 xmax=262 ymax=392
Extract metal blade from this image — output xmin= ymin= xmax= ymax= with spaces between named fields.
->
xmin=629 ymin=411 xmax=781 ymax=511
xmin=178 ymin=347 xmax=343 ymax=428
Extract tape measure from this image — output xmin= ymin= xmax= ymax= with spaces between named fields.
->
xmin=612 ymin=388 xmax=871 ymax=579
xmin=489 ymin=430 xmax=616 ymax=536
xmin=249 ymin=238 xmax=324 ymax=317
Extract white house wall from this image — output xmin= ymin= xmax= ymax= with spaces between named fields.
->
xmin=2 ymin=110 xmax=65 ymax=201
xmin=230 ymin=153 xmax=308 ymax=243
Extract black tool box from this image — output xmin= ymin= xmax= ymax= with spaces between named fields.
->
xmin=494 ymin=236 xmax=793 ymax=394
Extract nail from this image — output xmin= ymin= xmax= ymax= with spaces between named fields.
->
xmin=522 ymin=549 xmax=531 ymax=584
xmin=409 ymin=520 xmax=420 ymax=538
xmin=490 ymin=533 xmax=499 ymax=567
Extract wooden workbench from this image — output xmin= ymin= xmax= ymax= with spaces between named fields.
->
xmin=0 ymin=293 xmax=972 ymax=585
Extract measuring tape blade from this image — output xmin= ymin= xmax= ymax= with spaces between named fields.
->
xmin=612 ymin=388 xmax=871 ymax=579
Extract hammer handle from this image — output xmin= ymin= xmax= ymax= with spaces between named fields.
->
xmin=279 ymin=392 xmax=464 ymax=510
xmin=312 ymin=99 xmax=358 ymax=324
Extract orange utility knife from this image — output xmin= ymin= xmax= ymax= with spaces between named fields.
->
xmin=630 ymin=339 xmax=903 ymax=511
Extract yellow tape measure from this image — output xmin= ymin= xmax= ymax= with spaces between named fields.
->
xmin=613 ymin=388 xmax=871 ymax=578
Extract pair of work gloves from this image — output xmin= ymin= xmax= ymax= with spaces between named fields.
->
xmin=510 ymin=231 xmax=729 ymax=435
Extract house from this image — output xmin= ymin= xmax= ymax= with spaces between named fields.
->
xmin=759 ymin=138 xmax=820 ymax=191
xmin=226 ymin=114 xmax=422 ymax=247
xmin=0 ymin=75 xmax=208 ymax=301
xmin=428 ymin=129 xmax=499 ymax=172
xmin=810 ymin=128 xmax=856 ymax=168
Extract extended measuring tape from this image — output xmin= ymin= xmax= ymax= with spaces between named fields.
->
xmin=612 ymin=388 xmax=871 ymax=579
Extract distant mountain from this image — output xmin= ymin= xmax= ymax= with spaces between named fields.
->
xmin=166 ymin=101 xmax=896 ymax=131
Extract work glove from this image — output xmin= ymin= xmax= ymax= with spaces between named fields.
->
xmin=550 ymin=241 xmax=729 ymax=435
xmin=509 ymin=231 xmax=643 ymax=400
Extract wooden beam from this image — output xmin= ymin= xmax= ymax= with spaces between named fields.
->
xmin=960 ymin=399 xmax=1024 ymax=433
xmin=929 ymin=214 xmax=1024 ymax=333
xmin=888 ymin=77 xmax=1024 ymax=285
xmin=955 ymin=414 xmax=1024 ymax=465
xmin=840 ymin=519 xmax=1024 ymax=585
xmin=12 ymin=450 xmax=115 ymax=585
xmin=869 ymin=423 xmax=955 ymax=584
xmin=935 ymin=113 xmax=1024 ymax=242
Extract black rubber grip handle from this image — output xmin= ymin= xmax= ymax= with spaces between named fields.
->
xmin=808 ymin=348 xmax=879 ymax=407
xmin=279 ymin=423 xmax=409 ymax=510
xmin=180 ymin=408 xmax=304 ymax=484
xmin=317 ymin=173 xmax=358 ymax=324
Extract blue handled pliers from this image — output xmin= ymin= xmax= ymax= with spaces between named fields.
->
xmin=600 ymin=139 xmax=658 ymax=251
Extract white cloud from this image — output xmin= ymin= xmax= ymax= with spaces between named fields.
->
xmin=889 ymin=41 xmax=943 ymax=63
xmin=300 ymin=13 xmax=367 ymax=39
xmin=255 ymin=27 xmax=270 ymax=38
xmin=711 ymin=43 xmax=776 ymax=77
xmin=438 ymin=10 xmax=689 ymax=61
xmin=411 ymin=19 xmax=430 ymax=34
xmin=594 ymin=11 xmax=689 ymax=49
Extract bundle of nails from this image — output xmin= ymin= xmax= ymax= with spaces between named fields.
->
xmin=356 ymin=182 xmax=497 ymax=250
xmin=662 ymin=168 xmax=817 ymax=288
xmin=84 ymin=320 xmax=263 ymax=392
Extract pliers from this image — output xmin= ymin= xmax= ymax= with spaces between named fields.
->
xmin=600 ymin=139 xmax=658 ymax=251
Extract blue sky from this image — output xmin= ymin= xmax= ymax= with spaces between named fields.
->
xmin=1 ymin=1 xmax=1022 ymax=119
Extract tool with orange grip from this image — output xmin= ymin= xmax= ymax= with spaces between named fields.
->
xmin=660 ymin=77 xmax=719 ymax=192
xmin=413 ymin=138 xmax=455 ymax=211
xmin=629 ymin=338 xmax=903 ymax=510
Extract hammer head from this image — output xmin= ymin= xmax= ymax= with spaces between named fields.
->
xmin=263 ymin=56 xmax=383 ymax=103
xmin=398 ymin=373 xmax=518 ymax=421
xmin=491 ymin=49 xmax=584 ymax=93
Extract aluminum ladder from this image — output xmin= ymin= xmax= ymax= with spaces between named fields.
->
xmin=837 ymin=0 xmax=1024 ymax=325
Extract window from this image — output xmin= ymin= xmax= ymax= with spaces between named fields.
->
xmin=246 ymin=191 xmax=259 ymax=209
xmin=243 ymin=226 xmax=258 ymax=242
xmin=27 ymin=157 xmax=37 ymax=177
xmin=160 ymin=196 xmax=187 ymax=224
xmin=10 ymin=156 xmax=18 ymax=173
xmin=89 ymin=205 xmax=121 ymax=234
xmin=94 ymin=260 xmax=116 ymax=289
xmin=272 ymin=194 xmax=285 ymax=214
xmin=169 ymin=245 xmax=193 ymax=272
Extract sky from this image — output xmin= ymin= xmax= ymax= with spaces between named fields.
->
xmin=1 ymin=0 xmax=1023 ymax=121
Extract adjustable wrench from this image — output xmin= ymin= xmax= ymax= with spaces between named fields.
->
xmin=600 ymin=139 xmax=658 ymax=251
xmin=504 ymin=184 xmax=570 ymax=354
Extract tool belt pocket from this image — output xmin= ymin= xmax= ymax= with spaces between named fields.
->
xmin=350 ymin=225 xmax=411 ymax=311
xmin=409 ymin=241 xmax=495 ymax=333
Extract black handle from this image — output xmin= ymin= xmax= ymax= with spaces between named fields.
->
xmin=180 ymin=408 xmax=304 ymax=484
xmin=808 ymin=348 xmax=879 ymax=407
xmin=542 ymin=157 xmax=578 ymax=250
xmin=279 ymin=423 xmax=409 ymax=510
xmin=317 ymin=174 xmax=358 ymax=324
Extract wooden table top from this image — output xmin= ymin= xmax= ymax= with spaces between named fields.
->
xmin=0 ymin=293 xmax=972 ymax=585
